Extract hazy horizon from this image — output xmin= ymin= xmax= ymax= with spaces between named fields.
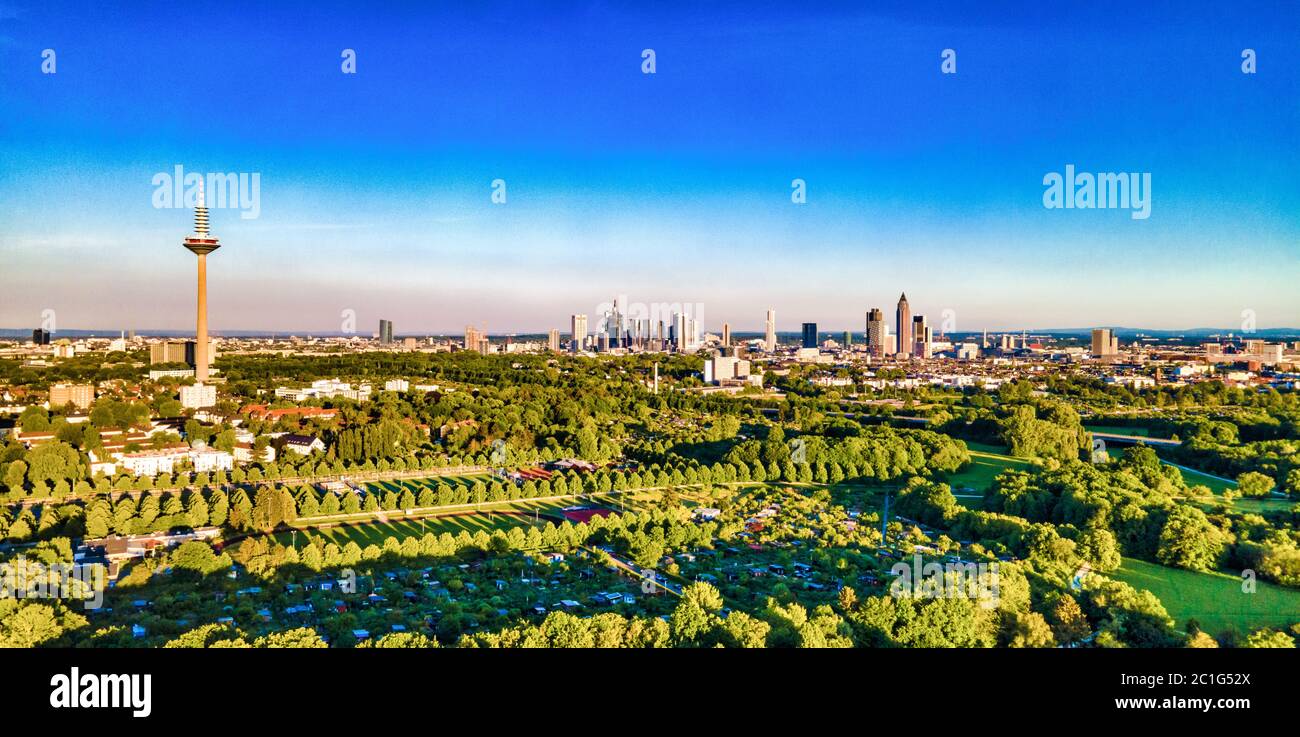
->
xmin=6 ymin=324 xmax=1299 ymax=339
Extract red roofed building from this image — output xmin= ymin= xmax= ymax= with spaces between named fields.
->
xmin=241 ymin=404 xmax=338 ymax=421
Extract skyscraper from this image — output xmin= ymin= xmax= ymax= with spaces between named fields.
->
xmin=379 ymin=319 xmax=394 ymax=344
xmin=548 ymin=329 xmax=560 ymax=352
xmin=182 ymin=180 xmax=221 ymax=382
xmin=896 ymin=293 xmax=912 ymax=358
xmin=1091 ymin=328 xmax=1119 ymax=357
xmin=912 ymin=315 xmax=929 ymax=358
xmin=464 ymin=325 xmax=489 ymax=354
xmin=151 ymin=341 xmax=195 ymax=366
xmin=606 ymin=297 xmax=623 ymax=348
xmin=633 ymin=319 xmax=650 ymax=351
xmin=801 ymin=322 xmax=818 ymax=349
xmin=722 ymin=322 xmax=731 ymax=348
xmin=866 ymin=308 xmax=886 ymax=358
xmin=49 ymin=383 xmax=94 ymax=409
xmin=765 ymin=309 xmax=776 ymax=352
xmin=571 ymin=314 xmax=588 ymax=353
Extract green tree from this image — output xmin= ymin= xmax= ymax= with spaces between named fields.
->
xmin=18 ymin=406 xmax=50 ymax=433
xmin=1241 ymin=629 xmax=1294 ymax=648
xmin=1156 ymin=505 xmax=1225 ymax=572
xmin=0 ymin=602 xmax=82 ymax=647
xmin=24 ymin=442 xmax=81 ymax=487
xmin=254 ymin=628 xmax=328 ymax=648
xmin=1049 ymin=595 xmax=1091 ymax=645
xmin=5 ymin=461 xmax=27 ymax=495
xmin=1236 ymin=471 xmax=1275 ymax=498
xmin=1003 ymin=611 xmax=1056 ymax=648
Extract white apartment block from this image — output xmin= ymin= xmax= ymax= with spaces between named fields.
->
xmin=190 ymin=447 xmax=235 ymax=473
xmin=180 ymin=383 xmax=217 ymax=409
xmin=233 ymin=442 xmax=276 ymax=463
xmin=117 ymin=444 xmax=234 ymax=477
xmin=275 ymin=378 xmax=373 ymax=402
xmin=705 ymin=355 xmax=753 ymax=384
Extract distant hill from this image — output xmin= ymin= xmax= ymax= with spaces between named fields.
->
xmin=1028 ymin=327 xmax=1300 ymax=340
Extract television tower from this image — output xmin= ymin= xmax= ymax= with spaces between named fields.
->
xmin=182 ymin=180 xmax=220 ymax=381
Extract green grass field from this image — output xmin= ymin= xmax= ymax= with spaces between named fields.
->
xmin=1111 ymin=558 xmax=1300 ymax=636
xmin=1154 ymin=460 xmax=1295 ymax=513
xmin=1171 ymin=464 xmax=1235 ymax=495
xmin=366 ymin=474 xmax=486 ymax=495
xmin=278 ymin=498 xmax=582 ymax=549
xmin=1104 ymin=447 xmax=1234 ymax=493
xmin=1095 ymin=451 xmax=1294 ymax=513
xmin=1085 ymin=425 xmax=1157 ymax=438
xmin=280 ymin=513 xmax=528 ymax=548
xmin=943 ymin=442 xmax=1034 ymax=494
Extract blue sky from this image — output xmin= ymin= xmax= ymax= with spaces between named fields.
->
xmin=1 ymin=1 xmax=1298 ymax=334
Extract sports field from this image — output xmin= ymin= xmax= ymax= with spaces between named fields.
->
xmin=1111 ymin=557 xmax=1300 ymax=636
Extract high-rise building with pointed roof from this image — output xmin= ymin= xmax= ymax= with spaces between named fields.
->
xmin=896 ymin=293 xmax=912 ymax=358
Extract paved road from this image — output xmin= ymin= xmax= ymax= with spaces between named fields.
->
xmin=1090 ymin=431 xmax=1181 ymax=447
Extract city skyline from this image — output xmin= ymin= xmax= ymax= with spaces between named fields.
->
xmin=2 ymin=2 xmax=1299 ymax=333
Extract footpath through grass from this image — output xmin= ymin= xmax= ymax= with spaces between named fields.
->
xmin=1153 ymin=458 xmax=1294 ymax=513
xmin=1172 ymin=464 xmax=1235 ymax=495
xmin=1110 ymin=557 xmax=1300 ymax=637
